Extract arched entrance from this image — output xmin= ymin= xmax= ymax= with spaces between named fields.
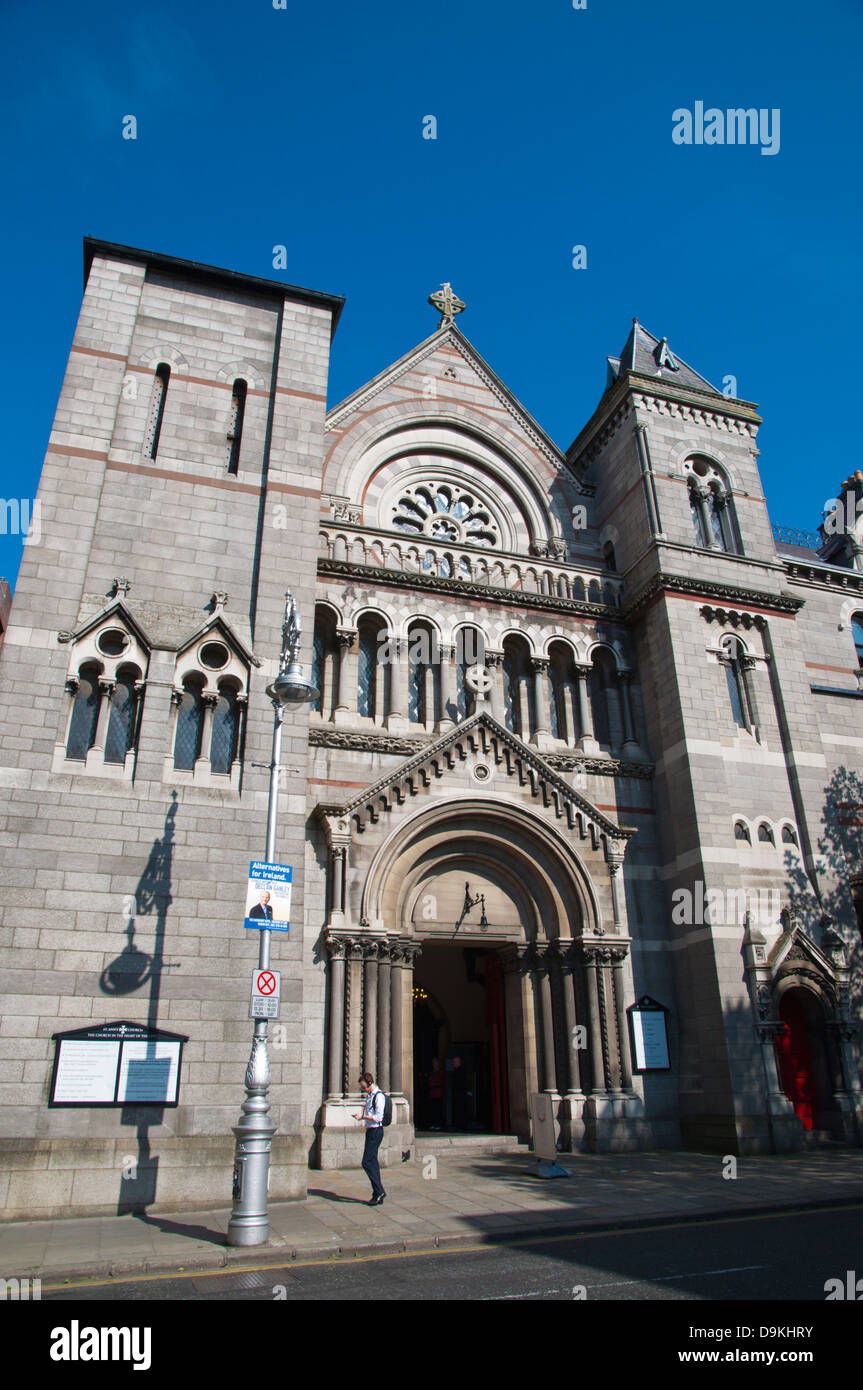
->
xmin=776 ymin=987 xmax=838 ymax=1132
xmin=413 ymin=943 xmax=510 ymax=1134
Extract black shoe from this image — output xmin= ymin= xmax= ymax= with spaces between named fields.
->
xmin=370 ymin=1193 xmax=386 ymax=1205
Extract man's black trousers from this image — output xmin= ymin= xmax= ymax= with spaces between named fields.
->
xmin=362 ymin=1126 xmax=385 ymax=1198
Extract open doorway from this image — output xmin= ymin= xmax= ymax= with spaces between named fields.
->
xmin=412 ymin=942 xmax=510 ymax=1133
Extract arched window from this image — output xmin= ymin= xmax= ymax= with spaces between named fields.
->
xmin=685 ymin=458 xmax=741 ymax=555
xmin=226 ymin=379 xmax=247 ymax=475
xmin=455 ymin=626 xmax=484 ymax=720
xmin=589 ymin=649 xmax=621 ymax=750
xmin=173 ymin=677 xmax=204 ymax=770
xmin=603 ymin=541 xmax=617 ymax=571
xmin=734 ymin=820 xmax=751 ymax=843
xmin=357 ymin=617 xmax=387 ymax=721
xmin=210 ymin=686 xmax=239 ymax=775
xmin=66 ymin=664 xmax=101 ymax=760
xmin=781 ymin=825 xmax=798 ymax=847
xmin=104 ymin=670 xmax=139 ymax=765
xmin=311 ymin=607 xmax=338 ymax=717
xmin=407 ymin=623 xmax=438 ymax=727
xmin=502 ymin=637 xmax=530 ymax=735
xmin=547 ymin=641 xmax=578 ymax=744
xmin=144 ymin=363 xmax=170 ymax=460
xmin=852 ymin=615 xmax=863 ymax=667
xmin=721 ymin=637 xmax=753 ymax=732
xmin=758 ymin=822 xmax=774 ymax=845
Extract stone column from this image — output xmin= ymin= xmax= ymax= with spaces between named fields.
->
xmin=575 ymin=665 xmax=598 ymax=753
xmin=693 ymin=484 xmax=718 ymax=548
xmin=530 ymin=657 xmax=553 ymax=751
xmin=332 ymin=628 xmax=356 ymax=725
xmin=325 ymin=936 xmax=347 ymax=1100
xmin=604 ymin=843 xmax=626 ymax=927
xmin=537 ymin=947 xmax=558 ymax=1093
xmin=331 ymin=846 xmax=346 ymax=918
xmin=437 ymin=644 xmax=455 ymax=732
xmin=344 ymin=938 xmax=364 ymax=1099
xmin=582 ymin=946 xmax=608 ymax=1093
xmin=386 ymin=638 xmax=410 ymax=732
xmin=615 ymin=670 xmax=639 ymax=755
xmin=194 ymin=691 xmax=218 ymax=774
xmin=377 ymin=941 xmax=392 ymax=1093
xmin=610 ymin=947 xmax=633 ymax=1090
xmin=86 ymin=678 xmax=115 ymax=768
xmin=484 ymin=651 xmax=504 ymax=723
xmin=560 ymin=942 xmax=584 ymax=1095
xmin=362 ymin=940 xmax=379 ymax=1076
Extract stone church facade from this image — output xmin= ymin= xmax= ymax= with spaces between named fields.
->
xmin=1 ymin=238 xmax=862 ymax=1220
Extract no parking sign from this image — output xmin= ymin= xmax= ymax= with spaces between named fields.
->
xmin=249 ymin=969 xmax=281 ymax=1020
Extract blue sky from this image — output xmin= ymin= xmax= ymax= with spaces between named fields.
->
xmin=2 ymin=0 xmax=861 ymax=585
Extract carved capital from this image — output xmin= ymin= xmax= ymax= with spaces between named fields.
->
xmin=529 ymin=657 xmax=550 ymax=674
xmin=336 ymin=628 xmax=357 ymax=650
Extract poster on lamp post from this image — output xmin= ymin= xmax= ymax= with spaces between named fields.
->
xmin=243 ymin=861 xmax=292 ymax=932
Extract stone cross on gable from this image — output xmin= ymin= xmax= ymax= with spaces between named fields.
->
xmin=428 ymin=282 xmax=466 ymax=326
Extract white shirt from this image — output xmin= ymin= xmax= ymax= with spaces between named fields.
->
xmin=363 ymin=1086 xmax=385 ymax=1129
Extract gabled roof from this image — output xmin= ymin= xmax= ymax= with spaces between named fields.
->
xmin=606 ymin=319 xmax=721 ymax=396
xmin=176 ymin=613 xmax=259 ymax=667
xmin=327 ymin=322 xmax=573 ymax=476
xmin=59 ymin=598 xmax=153 ymax=651
xmin=316 ymin=708 xmax=636 ymax=843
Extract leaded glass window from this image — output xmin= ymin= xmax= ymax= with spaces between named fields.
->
xmin=725 ymin=662 xmax=746 ymax=727
xmin=210 ymin=689 xmax=237 ymax=774
xmin=853 ymin=615 xmax=863 ymax=667
xmin=66 ymin=669 xmax=100 ymax=760
xmin=104 ymin=675 xmax=137 ymax=765
xmin=689 ymin=485 xmax=705 ymax=546
xmin=174 ymin=682 xmax=203 ymax=770
xmin=311 ymin=626 xmax=325 ymax=713
xmin=548 ymin=662 xmax=562 ymax=739
xmin=502 ymin=644 xmax=522 ymax=734
xmin=144 ymin=364 xmax=170 ymax=460
xmin=226 ymin=379 xmax=246 ymax=475
xmin=408 ymin=649 xmax=426 ymax=724
xmin=357 ymin=625 xmax=378 ymax=718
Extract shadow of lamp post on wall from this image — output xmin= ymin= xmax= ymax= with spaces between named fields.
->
xmin=226 ymin=591 xmax=318 ymax=1248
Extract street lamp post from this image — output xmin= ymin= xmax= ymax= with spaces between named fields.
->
xmin=226 ymin=591 xmax=318 ymax=1248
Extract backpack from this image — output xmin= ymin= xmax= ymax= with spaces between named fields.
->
xmin=378 ymin=1090 xmax=393 ymax=1127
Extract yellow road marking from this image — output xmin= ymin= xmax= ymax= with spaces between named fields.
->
xmin=40 ymin=1200 xmax=863 ymax=1293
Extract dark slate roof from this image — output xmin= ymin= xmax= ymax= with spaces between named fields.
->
xmin=606 ymin=320 xmax=721 ymax=395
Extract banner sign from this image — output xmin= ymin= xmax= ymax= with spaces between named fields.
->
xmin=49 ymin=1021 xmax=188 ymax=1107
xmin=243 ymin=861 xmax=292 ymax=932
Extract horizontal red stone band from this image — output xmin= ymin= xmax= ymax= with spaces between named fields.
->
xmin=46 ymin=444 xmax=109 ymax=461
xmin=105 ymin=459 xmax=261 ymax=494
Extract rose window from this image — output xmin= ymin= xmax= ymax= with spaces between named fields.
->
xmin=391 ymin=484 xmax=498 ymax=548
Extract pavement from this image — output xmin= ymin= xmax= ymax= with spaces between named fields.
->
xmin=3 ymin=1146 xmax=863 ymax=1287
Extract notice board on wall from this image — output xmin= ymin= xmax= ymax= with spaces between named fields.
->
xmin=49 ymin=1021 xmax=188 ymax=1107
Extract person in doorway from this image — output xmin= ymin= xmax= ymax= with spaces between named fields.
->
xmin=427 ymin=1057 xmax=445 ymax=1129
xmin=451 ymin=1055 xmax=469 ymax=1131
xmin=353 ymin=1072 xmax=386 ymax=1205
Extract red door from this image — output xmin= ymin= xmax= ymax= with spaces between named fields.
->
xmin=486 ymin=953 xmax=510 ymax=1134
xmin=776 ymin=993 xmax=818 ymax=1130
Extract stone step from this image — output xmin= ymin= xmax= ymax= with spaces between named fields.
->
xmin=412 ymin=1131 xmax=529 ymax=1157
xmin=802 ymin=1129 xmax=847 ymax=1148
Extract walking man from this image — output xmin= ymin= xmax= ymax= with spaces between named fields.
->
xmin=353 ymin=1072 xmax=386 ymax=1205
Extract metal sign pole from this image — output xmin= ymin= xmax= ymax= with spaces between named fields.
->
xmin=226 ymin=592 xmax=317 ymax=1248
